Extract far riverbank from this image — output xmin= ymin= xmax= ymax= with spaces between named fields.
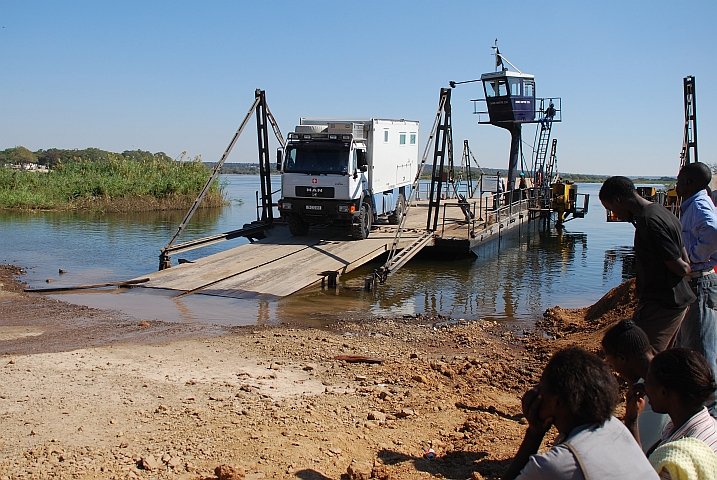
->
xmin=1 ymin=148 xmax=225 ymax=212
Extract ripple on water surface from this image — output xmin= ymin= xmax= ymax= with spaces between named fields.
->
xmin=2 ymin=180 xmax=639 ymax=326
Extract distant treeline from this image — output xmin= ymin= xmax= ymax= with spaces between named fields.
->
xmin=461 ymin=168 xmax=676 ymax=185
xmin=1 ymin=146 xmax=175 ymax=167
xmin=3 ymin=144 xmax=678 ymax=187
xmin=203 ymin=162 xmax=278 ymax=174
xmin=197 ymin=160 xmax=681 ymax=184
xmin=560 ymin=173 xmax=677 ymax=185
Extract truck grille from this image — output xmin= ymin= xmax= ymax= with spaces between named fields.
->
xmin=295 ymin=186 xmax=335 ymax=198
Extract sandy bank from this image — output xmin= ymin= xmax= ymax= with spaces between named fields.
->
xmin=0 ymin=265 xmax=634 ymax=480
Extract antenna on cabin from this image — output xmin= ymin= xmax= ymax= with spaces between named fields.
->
xmin=492 ymin=39 xmax=522 ymax=74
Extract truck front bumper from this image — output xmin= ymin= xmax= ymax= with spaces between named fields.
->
xmin=278 ymin=197 xmax=361 ymax=224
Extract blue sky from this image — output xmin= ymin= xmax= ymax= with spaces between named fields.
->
xmin=1 ymin=1 xmax=715 ymax=176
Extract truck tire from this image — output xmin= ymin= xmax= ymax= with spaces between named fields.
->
xmin=287 ymin=214 xmax=310 ymax=236
xmin=351 ymin=204 xmax=372 ymax=240
xmin=387 ymin=193 xmax=405 ymax=225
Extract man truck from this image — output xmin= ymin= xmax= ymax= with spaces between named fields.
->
xmin=277 ymin=118 xmax=419 ymax=239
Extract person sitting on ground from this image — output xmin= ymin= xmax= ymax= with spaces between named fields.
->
xmin=503 ymin=346 xmax=658 ymax=480
xmin=602 ymin=319 xmax=670 ymax=453
xmin=645 ymin=348 xmax=717 ymax=455
xmin=645 ymin=348 xmax=717 ymax=479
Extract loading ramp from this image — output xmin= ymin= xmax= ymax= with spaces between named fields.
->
xmin=136 ymin=225 xmax=427 ymax=299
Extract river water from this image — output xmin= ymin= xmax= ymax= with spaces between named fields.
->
xmin=0 ymin=176 xmax=641 ymax=327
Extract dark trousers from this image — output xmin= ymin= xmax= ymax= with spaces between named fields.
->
xmin=633 ymin=300 xmax=688 ymax=352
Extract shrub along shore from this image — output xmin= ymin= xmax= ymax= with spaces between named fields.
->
xmin=0 ymin=147 xmax=226 ymax=212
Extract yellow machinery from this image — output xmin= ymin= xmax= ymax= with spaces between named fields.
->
xmin=551 ymin=181 xmax=588 ymax=226
xmin=665 ymin=187 xmax=679 ymax=211
xmin=605 ymin=185 xmax=672 ymax=222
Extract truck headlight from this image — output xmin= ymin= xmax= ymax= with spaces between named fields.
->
xmin=281 ymin=202 xmax=292 ymax=210
xmin=338 ymin=205 xmax=350 ymax=213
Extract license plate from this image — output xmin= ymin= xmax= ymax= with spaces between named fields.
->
xmin=305 ymin=205 xmax=322 ymax=210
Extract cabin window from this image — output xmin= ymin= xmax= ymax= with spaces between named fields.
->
xmin=497 ymin=79 xmax=508 ymax=96
xmin=484 ymin=79 xmax=508 ymax=97
xmin=384 ymin=130 xmax=389 ymax=143
xmin=524 ymin=80 xmax=534 ymax=97
xmin=399 ymin=133 xmax=406 ymax=145
xmin=509 ymin=78 xmax=521 ymax=96
xmin=483 ymin=80 xmax=496 ymax=97
xmin=410 ymin=133 xmax=417 ymax=145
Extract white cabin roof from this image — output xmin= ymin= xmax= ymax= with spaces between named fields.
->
xmin=480 ymin=71 xmax=535 ymax=81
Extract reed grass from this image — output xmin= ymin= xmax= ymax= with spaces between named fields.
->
xmin=0 ymin=155 xmax=226 ymax=212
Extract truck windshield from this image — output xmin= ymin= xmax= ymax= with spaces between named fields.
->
xmin=284 ymin=142 xmax=350 ymax=174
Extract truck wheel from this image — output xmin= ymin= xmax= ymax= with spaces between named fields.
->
xmin=287 ymin=214 xmax=310 ymax=236
xmin=351 ymin=204 xmax=372 ymax=239
xmin=387 ymin=194 xmax=405 ymax=225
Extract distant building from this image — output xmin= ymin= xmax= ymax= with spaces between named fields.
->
xmin=6 ymin=163 xmax=49 ymax=172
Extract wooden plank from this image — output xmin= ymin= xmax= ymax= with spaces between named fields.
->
xmin=200 ymin=233 xmax=421 ymax=297
xmin=133 ymin=204 xmax=461 ymax=299
xmin=25 ymin=278 xmax=150 ymax=293
xmin=137 ymin=223 xmax=422 ymax=298
xmin=137 ymin=228 xmax=332 ymax=291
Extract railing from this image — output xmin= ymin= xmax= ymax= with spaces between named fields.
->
xmin=470 ymin=97 xmax=562 ymax=124
xmin=435 ymin=188 xmax=536 ymax=239
xmin=414 ymin=180 xmax=477 ymax=201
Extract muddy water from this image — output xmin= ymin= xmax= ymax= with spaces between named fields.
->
xmin=0 ymin=177 xmax=641 ymax=327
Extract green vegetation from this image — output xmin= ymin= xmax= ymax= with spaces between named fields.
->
xmin=1 ymin=147 xmax=225 ymax=212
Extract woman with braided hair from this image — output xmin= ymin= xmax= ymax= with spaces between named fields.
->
xmin=646 ymin=348 xmax=717 ymax=454
xmin=602 ymin=319 xmax=669 ymax=452
xmin=645 ymin=348 xmax=717 ymax=478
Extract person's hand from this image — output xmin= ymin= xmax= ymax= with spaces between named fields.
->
xmin=625 ymin=382 xmax=646 ymax=426
xmin=521 ymin=386 xmax=553 ymax=436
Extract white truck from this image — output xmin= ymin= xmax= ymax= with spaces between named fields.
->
xmin=277 ymin=118 xmax=419 ymax=239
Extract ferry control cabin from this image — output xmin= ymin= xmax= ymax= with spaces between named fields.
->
xmin=481 ymin=71 xmax=537 ymax=123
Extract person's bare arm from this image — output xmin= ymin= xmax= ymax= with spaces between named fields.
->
xmin=624 ymin=383 xmax=646 ymax=448
xmin=503 ymin=387 xmax=553 ymax=480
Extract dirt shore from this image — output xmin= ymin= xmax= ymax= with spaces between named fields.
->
xmin=0 ymin=265 xmax=634 ymax=480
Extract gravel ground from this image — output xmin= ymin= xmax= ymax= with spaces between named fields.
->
xmin=0 ymin=265 xmax=623 ymax=480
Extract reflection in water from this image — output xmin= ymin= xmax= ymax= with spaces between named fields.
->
xmin=603 ymin=246 xmax=637 ymax=282
xmin=1 ymin=181 xmax=637 ymax=327
xmin=331 ymin=223 xmax=592 ymax=323
xmin=272 ymin=218 xmax=599 ymax=326
xmin=0 ymin=176 xmax=262 ymax=288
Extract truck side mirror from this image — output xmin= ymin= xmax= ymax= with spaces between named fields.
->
xmin=356 ymin=150 xmax=368 ymax=172
xmin=276 ymin=148 xmax=283 ymax=171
